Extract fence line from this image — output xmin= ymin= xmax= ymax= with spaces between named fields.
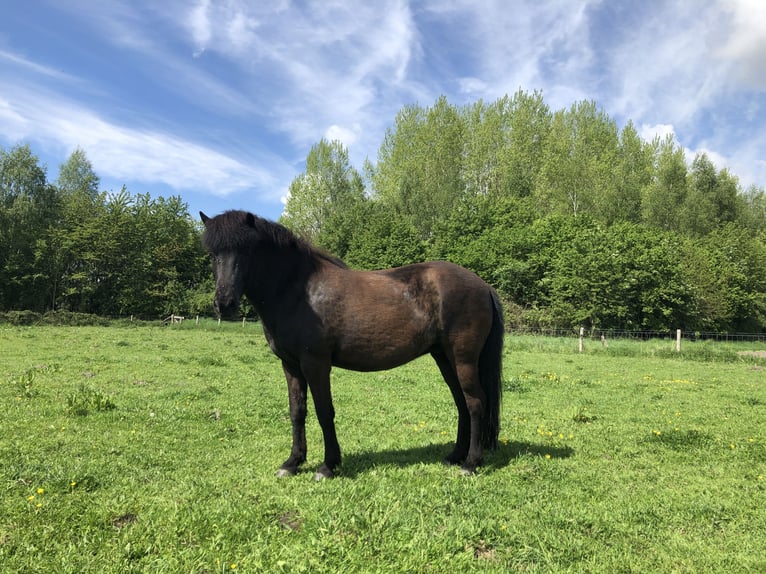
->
xmin=507 ymin=327 xmax=766 ymax=344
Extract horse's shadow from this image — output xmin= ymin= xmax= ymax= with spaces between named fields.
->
xmin=337 ymin=440 xmax=574 ymax=478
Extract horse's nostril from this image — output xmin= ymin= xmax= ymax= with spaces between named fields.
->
xmin=214 ymin=296 xmax=239 ymax=319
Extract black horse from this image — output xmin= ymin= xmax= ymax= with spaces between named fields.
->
xmin=200 ymin=210 xmax=504 ymax=479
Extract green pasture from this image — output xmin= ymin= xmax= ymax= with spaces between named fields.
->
xmin=1 ymin=323 xmax=764 ymax=572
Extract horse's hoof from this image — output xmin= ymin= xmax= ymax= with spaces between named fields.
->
xmin=276 ymin=468 xmax=296 ymax=478
xmin=313 ymin=465 xmax=335 ymax=481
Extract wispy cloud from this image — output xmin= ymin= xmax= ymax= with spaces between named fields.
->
xmin=0 ymin=50 xmax=78 ymax=83
xmin=175 ymin=1 xmax=418 ymax=154
xmin=0 ymin=82 xmax=283 ymax=199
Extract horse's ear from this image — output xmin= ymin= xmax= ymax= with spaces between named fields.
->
xmin=200 ymin=211 xmax=210 ymax=226
xmin=245 ymin=212 xmax=256 ymax=228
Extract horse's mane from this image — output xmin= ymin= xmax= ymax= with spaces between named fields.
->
xmin=202 ymin=210 xmax=347 ymax=269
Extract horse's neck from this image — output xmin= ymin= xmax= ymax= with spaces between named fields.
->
xmin=245 ymin=250 xmax=314 ymax=322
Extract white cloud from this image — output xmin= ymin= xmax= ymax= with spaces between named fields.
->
xmin=188 ymin=0 xmax=212 ymax=57
xmin=325 ymin=124 xmax=359 ymax=148
xmin=0 ymin=85 xmax=284 ymax=200
xmin=719 ymin=0 xmax=766 ymax=90
xmin=640 ymin=123 xmax=676 ymax=143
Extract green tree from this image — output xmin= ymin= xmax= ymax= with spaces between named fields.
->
xmin=681 ymin=225 xmax=766 ymax=331
xmin=682 ymin=154 xmax=740 ymax=235
xmin=461 ymin=91 xmax=551 ymax=199
xmin=0 ymin=144 xmax=61 ymax=311
xmin=343 ymin=201 xmax=426 ymax=269
xmin=542 ymin=219 xmax=693 ymax=330
xmin=641 ymin=135 xmax=688 ymax=231
xmin=370 ymin=96 xmax=465 ymax=238
xmin=600 ymin=121 xmax=652 ymax=224
xmin=57 ymin=147 xmax=100 ymax=199
xmin=737 ymin=184 xmax=766 ymax=232
xmin=499 ymin=90 xmax=551 ymax=198
xmin=280 ymin=138 xmax=364 ymax=245
xmin=536 ymin=100 xmax=619 ymax=219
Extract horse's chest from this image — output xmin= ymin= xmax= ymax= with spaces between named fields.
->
xmin=263 ymin=326 xmax=294 ymax=363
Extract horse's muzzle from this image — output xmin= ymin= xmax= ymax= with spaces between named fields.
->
xmin=213 ymin=296 xmax=240 ymax=319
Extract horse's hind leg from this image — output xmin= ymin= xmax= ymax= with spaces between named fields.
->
xmin=432 ymin=351 xmax=471 ymax=466
xmin=455 ymin=361 xmax=486 ymax=474
xmin=277 ymin=362 xmax=308 ymax=477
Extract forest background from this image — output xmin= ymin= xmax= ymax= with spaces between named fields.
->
xmin=2 ymin=91 xmax=765 ymax=333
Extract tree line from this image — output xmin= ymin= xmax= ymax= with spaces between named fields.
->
xmin=2 ymin=90 xmax=765 ymax=331
xmin=0 ymin=145 xmax=210 ymax=319
xmin=282 ymin=92 xmax=766 ymax=333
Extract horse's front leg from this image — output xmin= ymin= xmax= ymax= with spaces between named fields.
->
xmin=303 ymin=357 xmax=340 ymax=480
xmin=277 ymin=362 xmax=308 ymax=477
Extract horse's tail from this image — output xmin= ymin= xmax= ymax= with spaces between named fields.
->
xmin=480 ymin=288 xmax=504 ymax=450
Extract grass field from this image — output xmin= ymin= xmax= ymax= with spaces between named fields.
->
xmin=1 ymin=323 xmax=765 ymax=573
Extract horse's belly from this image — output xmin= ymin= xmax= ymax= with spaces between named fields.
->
xmin=332 ymin=331 xmax=434 ymax=372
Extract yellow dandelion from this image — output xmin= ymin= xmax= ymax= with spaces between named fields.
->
xmin=545 ymin=453 xmax=551 ymax=460
xmin=37 ymin=488 xmax=45 ymax=495
xmin=27 ymin=495 xmax=35 ymax=502
xmin=36 ymin=503 xmax=42 ymax=509
xmin=730 ymin=443 xmax=736 ymax=449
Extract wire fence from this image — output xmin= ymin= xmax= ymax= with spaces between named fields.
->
xmin=507 ymin=327 xmax=766 ymax=344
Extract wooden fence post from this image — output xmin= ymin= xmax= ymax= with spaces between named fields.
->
xmin=676 ymin=329 xmax=682 ymax=352
xmin=579 ymin=326 xmax=584 ymax=353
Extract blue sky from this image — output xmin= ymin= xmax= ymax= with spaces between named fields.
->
xmin=1 ymin=0 xmax=765 ymax=222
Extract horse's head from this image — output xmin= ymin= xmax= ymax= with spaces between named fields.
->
xmin=200 ymin=211 xmax=254 ymax=319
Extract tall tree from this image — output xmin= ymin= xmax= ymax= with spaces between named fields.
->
xmin=641 ymin=135 xmax=688 ymax=231
xmin=280 ymin=138 xmax=365 ymax=253
xmin=371 ymin=96 xmax=465 ymax=238
xmin=0 ymin=144 xmax=61 ymax=310
xmin=499 ymin=89 xmax=551 ymax=198
xmin=57 ymin=147 xmax=100 ymax=199
xmin=600 ymin=121 xmax=652 ymax=224
xmin=536 ymin=100 xmax=619 ymax=219
xmin=460 ymin=91 xmax=551 ymax=199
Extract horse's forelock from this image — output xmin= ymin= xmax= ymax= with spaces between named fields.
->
xmin=201 ymin=210 xmax=259 ymax=252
